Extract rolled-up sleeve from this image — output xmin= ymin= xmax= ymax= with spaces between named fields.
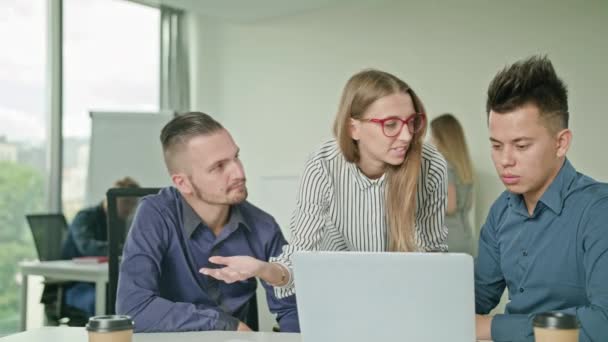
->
xmin=261 ymin=217 xmax=300 ymax=332
xmin=269 ymin=156 xmax=330 ymax=298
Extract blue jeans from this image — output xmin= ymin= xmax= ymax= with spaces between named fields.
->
xmin=64 ymin=282 xmax=95 ymax=317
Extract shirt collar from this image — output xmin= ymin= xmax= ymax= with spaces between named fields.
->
xmin=347 ymin=161 xmax=386 ymax=190
xmin=538 ymin=158 xmax=576 ymax=215
xmin=508 ymin=159 xmax=576 ymax=216
xmin=180 ymin=194 xmax=251 ymax=239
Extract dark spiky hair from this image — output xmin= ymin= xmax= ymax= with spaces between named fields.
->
xmin=486 ymin=55 xmax=569 ymax=131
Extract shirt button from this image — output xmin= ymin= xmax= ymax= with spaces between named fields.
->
xmin=519 ymin=287 xmax=524 ymax=293
xmin=523 ymin=251 xmax=528 ymax=256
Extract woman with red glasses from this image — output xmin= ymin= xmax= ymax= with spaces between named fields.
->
xmin=201 ymin=69 xmax=448 ymax=300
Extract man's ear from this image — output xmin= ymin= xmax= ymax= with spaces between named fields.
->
xmin=350 ymin=118 xmax=361 ymax=141
xmin=555 ymin=128 xmax=572 ymax=158
xmin=171 ymin=173 xmax=192 ymax=195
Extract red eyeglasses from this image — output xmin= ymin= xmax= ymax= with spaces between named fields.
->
xmin=359 ymin=113 xmax=426 ymax=137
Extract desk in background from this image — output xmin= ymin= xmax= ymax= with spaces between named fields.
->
xmin=19 ymin=260 xmax=108 ymax=331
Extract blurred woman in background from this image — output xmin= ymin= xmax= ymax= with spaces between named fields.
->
xmin=431 ymin=113 xmax=476 ymax=256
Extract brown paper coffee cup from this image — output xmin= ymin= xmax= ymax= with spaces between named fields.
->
xmin=86 ymin=315 xmax=134 ymax=342
xmin=533 ymin=312 xmax=578 ymax=342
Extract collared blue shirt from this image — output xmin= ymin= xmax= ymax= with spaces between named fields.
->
xmin=60 ymin=203 xmax=108 ymax=316
xmin=116 ymin=187 xmax=299 ymax=332
xmin=61 ymin=203 xmax=108 ymax=259
xmin=475 ymin=159 xmax=608 ymax=342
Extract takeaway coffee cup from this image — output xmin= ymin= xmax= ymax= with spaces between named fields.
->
xmin=86 ymin=315 xmax=134 ymax=342
xmin=533 ymin=312 xmax=579 ymax=342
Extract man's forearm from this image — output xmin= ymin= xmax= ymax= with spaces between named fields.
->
xmin=475 ymin=314 xmax=493 ymax=341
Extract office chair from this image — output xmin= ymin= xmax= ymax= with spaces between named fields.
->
xmin=106 ymin=187 xmax=161 ymax=315
xmin=244 ymin=293 xmax=259 ymax=331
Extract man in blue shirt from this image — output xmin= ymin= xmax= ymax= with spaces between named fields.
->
xmin=475 ymin=55 xmax=608 ymax=341
xmin=116 ymin=112 xmax=299 ymax=332
xmin=61 ymin=176 xmax=139 ymax=318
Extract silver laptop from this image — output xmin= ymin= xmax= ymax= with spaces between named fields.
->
xmin=293 ymin=252 xmax=475 ymax=342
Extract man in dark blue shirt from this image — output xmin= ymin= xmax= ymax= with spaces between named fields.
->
xmin=475 ymin=56 xmax=608 ymax=341
xmin=61 ymin=177 xmax=139 ymax=317
xmin=116 ymin=112 xmax=299 ymax=332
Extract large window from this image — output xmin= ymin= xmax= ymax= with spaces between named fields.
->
xmin=0 ymin=0 xmax=48 ymax=334
xmin=0 ymin=0 xmax=160 ymax=333
xmin=62 ymin=0 xmax=160 ymax=218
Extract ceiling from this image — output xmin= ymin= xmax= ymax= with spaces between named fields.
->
xmin=132 ymin=0 xmax=353 ymax=22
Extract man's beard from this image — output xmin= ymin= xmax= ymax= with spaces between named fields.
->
xmin=192 ymin=182 xmax=248 ymax=205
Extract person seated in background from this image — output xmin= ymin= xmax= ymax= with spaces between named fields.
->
xmin=116 ymin=112 xmax=299 ymax=333
xmin=430 ymin=113 xmax=476 ymax=256
xmin=61 ymin=176 xmax=140 ymax=318
xmin=475 ymin=55 xmax=608 ymax=342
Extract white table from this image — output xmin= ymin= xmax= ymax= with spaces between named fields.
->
xmin=19 ymin=261 xmax=109 ymax=331
xmin=0 ymin=327 xmax=302 ymax=342
xmin=0 ymin=327 xmax=493 ymax=341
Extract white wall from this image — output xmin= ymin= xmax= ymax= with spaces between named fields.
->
xmin=188 ymin=0 xmax=608 ymax=329
xmin=191 ymin=0 xmax=608 ymax=231
xmin=186 ymin=14 xmax=224 ymax=118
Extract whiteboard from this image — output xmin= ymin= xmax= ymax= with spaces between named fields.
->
xmin=85 ymin=111 xmax=174 ymax=205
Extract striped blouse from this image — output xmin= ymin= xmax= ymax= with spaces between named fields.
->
xmin=270 ymin=139 xmax=448 ymax=298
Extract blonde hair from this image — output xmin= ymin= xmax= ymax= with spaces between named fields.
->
xmin=430 ymin=114 xmax=474 ymax=184
xmin=333 ymin=69 xmax=427 ymax=252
